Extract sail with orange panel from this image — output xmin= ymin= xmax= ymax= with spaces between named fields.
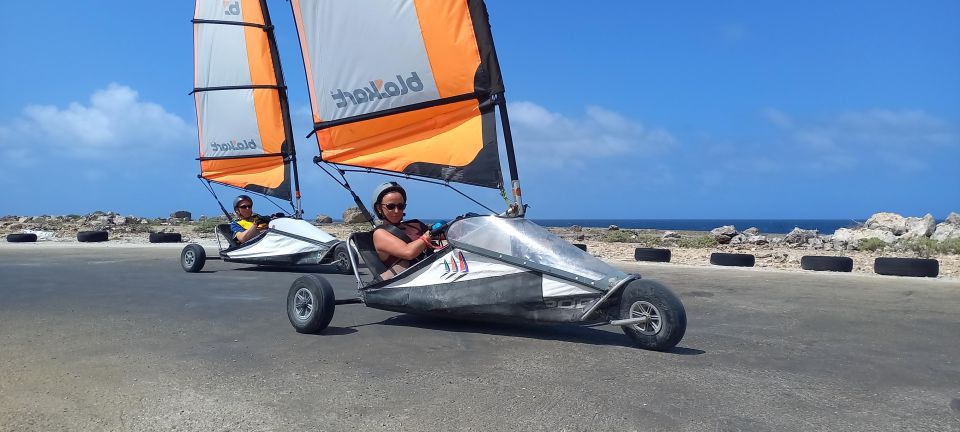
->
xmin=291 ymin=0 xmax=521 ymax=204
xmin=193 ymin=0 xmax=301 ymax=210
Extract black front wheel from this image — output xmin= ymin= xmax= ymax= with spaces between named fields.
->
xmin=618 ymin=279 xmax=686 ymax=351
xmin=180 ymin=244 xmax=206 ymax=273
xmin=333 ymin=242 xmax=353 ymax=275
xmin=287 ymin=275 xmax=336 ymax=333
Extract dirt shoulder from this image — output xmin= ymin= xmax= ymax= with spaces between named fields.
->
xmin=1 ymin=216 xmax=957 ymax=279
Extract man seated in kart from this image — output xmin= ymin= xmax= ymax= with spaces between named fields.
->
xmin=230 ymin=194 xmax=270 ymax=244
xmin=371 ymin=182 xmax=435 ymax=280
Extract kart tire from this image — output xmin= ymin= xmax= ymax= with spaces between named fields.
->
xmin=77 ymin=231 xmax=108 ymax=242
xmin=180 ymin=244 xmax=206 ymax=273
xmin=572 ymin=243 xmax=587 ymax=252
xmin=6 ymin=233 xmax=37 ymax=243
xmin=710 ymin=252 xmax=754 ymax=267
xmin=287 ymin=275 xmax=336 ymax=334
xmin=618 ymin=279 xmax=686 ymax=352
xmin=333 ymin=242 xmax=353 ymax=275
xmin=874 ymin=257 xmax=938 ymax=278
xmin=149 ymin=232 xmax=182 ymax=243
xmin=801 ymin=255 xmax=853 ymax=272
xmin=634 ymin=247 xmax=671 ymax=263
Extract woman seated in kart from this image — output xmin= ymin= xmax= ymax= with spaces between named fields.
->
xmin=371 ymin=182 xmax=434 ymax=280
xmin=230 ymin=194 xmax=269 ymax=244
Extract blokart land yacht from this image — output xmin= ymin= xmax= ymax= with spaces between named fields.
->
xmin=275 ymin=0 xmax=688 ymax=351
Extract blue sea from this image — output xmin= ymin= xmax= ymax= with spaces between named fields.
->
xmin=529 ymin=219 xmax=866 ymax=234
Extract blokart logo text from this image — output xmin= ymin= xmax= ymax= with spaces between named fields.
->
xmin=223 ymin=0 xmax=240 ymax=15
xmin=330 ymin=72 xmax=424 ymax=109
xmin=210 ymin=139 xmax=258 ymax=152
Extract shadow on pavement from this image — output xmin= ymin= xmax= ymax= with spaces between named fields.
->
xmin=364 ymin=314 xmax=704 ymax=354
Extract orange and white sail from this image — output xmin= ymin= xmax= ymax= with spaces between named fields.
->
xmin=291 ymin=0 xmax=506 ymax=189
xmin=193 ymin=0 xmax=296 ymax=201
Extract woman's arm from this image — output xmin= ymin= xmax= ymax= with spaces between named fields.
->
xmin=373 ymin=229 xmax=430 ymax=261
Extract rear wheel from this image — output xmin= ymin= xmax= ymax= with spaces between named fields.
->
xmin=333 ymin=242 xmax=352 ymax=275
xmin=287 ymin=275 xmax=336 ymax=333
xmin=619 ymin=279 xmax=686 ymax=351
xmin=180 ymin=244 xmax=206 ymax=273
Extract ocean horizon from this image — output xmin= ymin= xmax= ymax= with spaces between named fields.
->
xmin=527 ymin=219 xmax=866 ymax=234
xmin=324 ymin=217 xmax=877 ymax=234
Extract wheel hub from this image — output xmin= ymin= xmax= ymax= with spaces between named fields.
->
xmin=294 ymin=288 xmax=313 ymax=320
xmin=183 ymin=250 xmax=195 ymax=266
xmin=628 ymin=300 xmax=662 ymax=335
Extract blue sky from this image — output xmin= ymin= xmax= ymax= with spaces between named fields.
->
xmin=1 ymin=1 xmax=957 ymax=220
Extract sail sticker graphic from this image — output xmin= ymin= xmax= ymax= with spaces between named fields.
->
xmin=439 ymin=250 xmax=470 ymax=281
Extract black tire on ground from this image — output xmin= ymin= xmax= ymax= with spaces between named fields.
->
xmin=287 ymin=275 xmax=336 ymax=333
xmin=634 ymin=247 xmax=671 ymax=263
xmin=874 ymin=257 xmax=939 ymax=278
xmin=801 ymin=255 xmax=853 ymax=272
xmin=710 ymin=252 xmax=755 ymax=267
xmin=6 ymin=233 xmax=37 ymax=243
xmin=333 ymin=242 xmax=353 ymax=275
xmin=77 ymin=231 xmax=108 ymax=242
xmin=149 ymin=232 xmax=182 ymax=243
xmin=180 ymin=244 xmax=206 ymax=273
xmin=618 ymin=279 xmax=687 ymax=352
xmin=572 ymin=243 xmax=587 ymax=252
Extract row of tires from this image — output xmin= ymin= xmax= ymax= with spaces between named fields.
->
xmin=6 ymin=232 xmax=183 ymax=243
xmin=572 ymin=244 xmax=940 ymax=278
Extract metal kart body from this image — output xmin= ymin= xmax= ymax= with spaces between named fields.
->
xmin=217 ymin=217 xmax=341 ymax=266
xmin=286 ymin=214 xmax=687 ymax=350
xmin=181 ymin=217 xmax=351 ymax=274
xmin=354 ymin=215 xmax=630 ymax=324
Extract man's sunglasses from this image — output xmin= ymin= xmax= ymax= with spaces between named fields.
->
xmin=381 ymin=203 xmax=406 ymax=211
xmin=237 ymin=205 xmax=252 ymax=209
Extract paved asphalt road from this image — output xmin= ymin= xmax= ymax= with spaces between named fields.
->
xmin=1 ymin=244 xmax=958 ymax=431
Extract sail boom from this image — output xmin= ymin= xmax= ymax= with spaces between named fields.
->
xmin=191 ymin=19 xmax=267 ymax=29
xmin=192 ymin=84 xmax=283 ymax=95
xmin=198 ymin=152 xmax=288 ymax=161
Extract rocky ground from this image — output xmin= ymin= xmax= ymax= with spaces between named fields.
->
xmin=2 ymin=211 xmax=958 ymax=279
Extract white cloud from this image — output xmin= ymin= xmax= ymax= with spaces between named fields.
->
xmin=764 ymin=108 xmax=959 ymax=172
xmin=509 ymin=101 xmax=676 ymax=170
xmin=0 ymin=83 xmax=193 ymax=160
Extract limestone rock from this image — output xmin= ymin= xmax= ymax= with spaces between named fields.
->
xmin=661 ymin=231 xmax=681 ymax=240
xmin=743 ymin=227 xmax=760 ymax=236
xmin=569 ymin=225 xmax=582 ymax=232
xmin=314 ymin=214 xmax=333 ymax=224
xmin=729 ymin=234 xmax=746 ymax=245
xmin=932 ymin=219 xmax=960 ymax=241
xmin=850 ymin=228 xmax=896 ymax=245
xmin=607 ymin=225 xmax=619 ymax=231
xmin=111 ymin=216 xmax=128 ymax=225
xmin=902 ymin=214 xmax=936 ymax=239
xmin=747 ymin=235 xmax=769 ymax=245
xmin=783 ymin=227 xmax=819 ymax=246
xmin=342 ymin=207 xmax=371 ymax=224
xmin=865 ymin=212 xmax=906 ymax=235
xmin=946 ymin=212 xmax=960 ymax=225
xmin=833 ymin=228 xmax=854 ymax=244
xmin=710 ymin=225 xmax=737 ymax=244
xmin=170 ymin=211 xmax=192 ymax=221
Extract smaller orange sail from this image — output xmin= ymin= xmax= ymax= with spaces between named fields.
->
xmin=193 ymin=0 xmax=294 ymax=200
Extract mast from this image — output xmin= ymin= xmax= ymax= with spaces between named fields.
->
xmin=259 ymin=0 xmax=302 ymax=217
xmin=494 ymin=92 xmax=524 ymax=216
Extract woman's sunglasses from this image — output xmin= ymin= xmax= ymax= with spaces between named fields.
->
xmin=237 ymin=205 xmax=252 ymax=209
xmin=382 ymin=203 xmax=406 ymax=211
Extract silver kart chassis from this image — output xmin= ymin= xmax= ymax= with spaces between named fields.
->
xmin=217 ymin=218 xmax=341 ymax=266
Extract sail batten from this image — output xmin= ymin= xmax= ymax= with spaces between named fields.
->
xmin=193 ymin=0 xmax=293 ymax=201
xmin=292 ymin=0 xmax=505 ymax=189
